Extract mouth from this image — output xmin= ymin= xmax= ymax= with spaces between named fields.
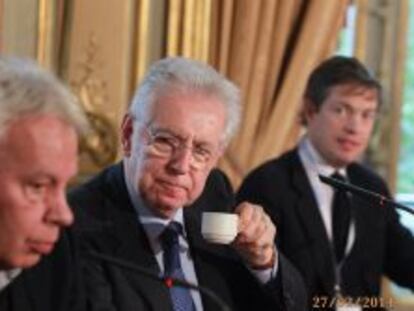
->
xmin=158 ymin=179 xmax=187 ymax=192
xmin=337 ymin=138 xmax=359 ymax=151
xmin=28 ymin=240 xmax=56 ymax=255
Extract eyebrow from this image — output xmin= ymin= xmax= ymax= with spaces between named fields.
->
xmin=151 ymin=127 xmax=187 ymax=140
xmin=151 ymin=126 xmax=216 ymax=149
xmin=23 ymin=173 xmax=55 ymax=185
xmin=334 ymin=101 xmax=377 ymax=111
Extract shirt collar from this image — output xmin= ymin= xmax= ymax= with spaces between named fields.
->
xmin=299 ymin=136 xmax=347 ymax=177
xmin=0 ymin=268 xmax=21 ymax=292
xmin=123 ymin=168 xmax=187 ymax=244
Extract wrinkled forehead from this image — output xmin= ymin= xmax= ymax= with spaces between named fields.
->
xmin=150 ymin=90 xmax=226 ymax=118
xmin=0 ymin=114 xmax=79 ymax=167
xmin=155 ymin=86 xmax=223 ymax=105
xmin=136 ymin=87 xmax=223 ymax=120
xmin=148 ymin=92 xmax=226 ymax=141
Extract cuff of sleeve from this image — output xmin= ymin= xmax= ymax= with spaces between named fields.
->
xmin=250 ymin=247 xmax=278 ymax=284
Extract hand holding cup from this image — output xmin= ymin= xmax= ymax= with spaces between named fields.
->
xmin=232 ymin=202 xmax=276 ymax=269
xmin=201 ymin=202 xmax=276 ymax=269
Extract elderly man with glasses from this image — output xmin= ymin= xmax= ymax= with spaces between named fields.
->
xmin=69 ymin=57 xmax=306 ymax=311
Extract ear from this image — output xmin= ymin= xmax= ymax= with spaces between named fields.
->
xmin=209 ymin=143 xmax=226 ymax=168
xmin=121 ymin=114 xmax=134 ymax=156
xmin=216 ymin=144 xmax=226 ymax=159
xmin=302 ymin=98 xmax=318 ymax=124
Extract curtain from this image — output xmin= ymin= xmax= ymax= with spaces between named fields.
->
xmin=212 ymin=0 xmax=349 ymax=187
xmin=0 ymin=0 xmax=348 ymax=186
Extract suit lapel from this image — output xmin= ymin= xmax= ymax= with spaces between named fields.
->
xmin=104 ymin=164 xmax=172 ymax=310
xmin=9 ymin=265 xmax=49 ymax=311
xmin=289 ymin=151 xmax=336 ymax=292
xmin=105 ymin=164 xmax=236 ymax=310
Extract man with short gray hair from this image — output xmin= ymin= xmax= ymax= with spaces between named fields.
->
xmin=0 ymin=56 xmax=88 ymax=311
xmin=71 ymin=57 xmax=306 ymax=311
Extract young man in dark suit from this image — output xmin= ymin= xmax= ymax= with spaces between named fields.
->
xmin=0 ymin=57 xmax=88 ymax=311
xmin=238 ymin=56 xmax=414 ymax=310
xmin=70 ymin=57 xmax=307 ymax=311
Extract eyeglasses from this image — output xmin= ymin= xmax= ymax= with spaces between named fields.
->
xmin=144 ymin=126 xmax=217 ymax=170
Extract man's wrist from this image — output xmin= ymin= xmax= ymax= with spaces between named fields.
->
xmin=250 ymin=247 xmax=276 ymax=270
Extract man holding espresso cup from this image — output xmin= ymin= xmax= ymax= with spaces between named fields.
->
xmin=70 ymin=57 xmax=306 ymax=311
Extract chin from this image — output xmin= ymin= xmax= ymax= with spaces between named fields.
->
xmin=149 ymin=200 xmax=179 ymax=218
xmin=152 ymin=206 xmax=179 ymax=219
xmin=16 ymin=254 xmax=42 ymax=269
xmin=330 ymin=153 xmax=354 ymax=167
xmin=160 ymin=193 xmax=188 ymax=207
xmin=2 ymin=256 xmax=39 ymax=270
xmin=339 ymin=155 xmax=358 ymax=166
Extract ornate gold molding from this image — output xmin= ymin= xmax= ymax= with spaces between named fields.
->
xmin=37 ymin=0 xmax=57 ymax=70
xmin=70 ymin=34 xmax=117 ymax=169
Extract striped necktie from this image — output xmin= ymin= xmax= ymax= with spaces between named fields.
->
xmin=160 ymin=221 xmax=195 ymax=311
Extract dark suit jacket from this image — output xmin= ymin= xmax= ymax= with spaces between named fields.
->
xmin=0 ymin=230 xmax=85 ymax=311
xmin=238 ymin=149 xmax=414 ymax=309
xmin=69 ymin=162 xmax=307 ymax=311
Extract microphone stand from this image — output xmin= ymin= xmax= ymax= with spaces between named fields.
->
xmin=319 ymin=174 xmax=414 ymax=216
xmin=88 ymin=251 xmax=231 ymax=311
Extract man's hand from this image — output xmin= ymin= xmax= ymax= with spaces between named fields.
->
xmin=232 ymin=202 xmax=277 ymax=269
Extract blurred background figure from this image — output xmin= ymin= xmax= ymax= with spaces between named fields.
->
xmin=238 ymin=56 xmax=414 ymax=310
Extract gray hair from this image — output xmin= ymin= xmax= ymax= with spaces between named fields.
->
xmin=129 ymin=57 xmax=241 ymax=145
xmin=0 ymin=56 xmax=88 ymax=138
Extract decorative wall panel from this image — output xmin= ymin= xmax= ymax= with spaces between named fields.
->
xmin=61 ymin=0 xmax=136 ymax=177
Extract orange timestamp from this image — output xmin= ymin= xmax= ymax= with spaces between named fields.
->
xmin=312 ymin=295 xmax=394 ymax=309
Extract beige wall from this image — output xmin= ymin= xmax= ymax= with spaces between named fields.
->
xmin=1 ymin=0 xmax=38 ymax=57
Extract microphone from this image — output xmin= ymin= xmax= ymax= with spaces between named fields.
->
xmin=87 ymin=250 xmax=231 ymax=311
xmin=319 ymin=174 xmax=414 ymax=216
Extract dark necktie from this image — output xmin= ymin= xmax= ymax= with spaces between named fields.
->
xmin=331 ymin=172 xmax=351 ymax=263
xmin=160 ymin=222 xmax=195 ymax=311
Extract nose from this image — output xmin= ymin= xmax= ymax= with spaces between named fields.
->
xmin=168 ymin=146 xmax=193 ymax=174
xmin=46 ymin=191 xmax=74 ymax=227
xmin=344 ymin=113 xmax=360 ymax=134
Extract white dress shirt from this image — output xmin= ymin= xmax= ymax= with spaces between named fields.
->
xmin=298 ymin=136 xmax=355 ymax=254
xmin=125 ymin=177 xmax=204 ymax=311
xmin=0 ymin=269 xmax=21 ymax=292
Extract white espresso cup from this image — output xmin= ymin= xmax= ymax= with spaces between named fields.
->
xmin=201 ymin=212 xmax=239 ymax=244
